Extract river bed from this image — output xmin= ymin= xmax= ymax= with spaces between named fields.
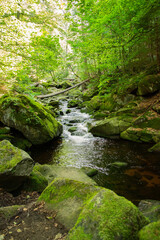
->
xmin=31 ymin=100 xmax=160 ymax=204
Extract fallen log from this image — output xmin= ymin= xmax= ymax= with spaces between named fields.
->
xmin=36 ymin=77 xmax=93 ymax=99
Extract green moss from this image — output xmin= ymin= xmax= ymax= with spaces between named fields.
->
xmin=139 ymin=221 xmax=160 ymax=240
xmin=0 ymin=94 xmax=62 ymax=144
xmin=67 ymin=189 xmax=149 ymax=240
xmin=23 ymin=169 xmax=48 ymax=192
xmin=0 ymin=140 xmax=23 ymax=173
xmin=39 ymin=178 xmax=99 ymax=205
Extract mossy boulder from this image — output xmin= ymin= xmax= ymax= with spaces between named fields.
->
xmin=138 ymin=200 xmax=160 ymax=222
xmin=89 ymin=116 xmax=133 ymax=138
xmin=121 ymin=111 xmax=160 ymax=143
xmin=67 ymin=188 xmax=149 ymax=240
xmin=0 ymin=140 xmax=34 ymax=191
xmin=68 ymin=126 xmax=77 ymax=133
xmin=34 ymin=164 xmax=97 ymax=185
xmin=0 ymin=94 xmax=62 ymax=145
xmin=138 ymin=75 xmax=160 ymax=96
xmin=148 ymin=142 xmax=160 ymax=152
xmin=139 ymin=221 xmax=160 ymax=240
xmin=39 ymin=178 xmax=100 ymax=230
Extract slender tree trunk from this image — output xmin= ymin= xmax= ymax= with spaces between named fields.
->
xmin=155 ymin=17 xmax=160 ymax=72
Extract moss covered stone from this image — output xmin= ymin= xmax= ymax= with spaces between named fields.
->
xmin=67 ymin=189 xmax=149 ymax=240
xmin=89 ymin=116 xmax=133 ymax=138
xmin=138 ymin=75 xmax=160 ymax=96
xmin=39 ymin=178 xmax=100 ymax=230
xmin=139 ymin=221 xmax=160 ymax=240
xmin=23 ymin=169 xmax=48 ymax=192
xmin=0 ymin=94 xmax=62 ymax=145
xmin=0 ymin=140 xmax=34 ymax=191
xmin=121 ymin=111 xmax=160 ymax=143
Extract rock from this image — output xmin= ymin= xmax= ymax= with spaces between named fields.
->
xmin=110 ymin=161 xmax=128 ymax=168
xmin=39 ymin=178 xmax=100 ymax=230
xmin=23 ymin=169 xmax=48 ymax=193
xmin=89 ymin=116 xmax=133 ymax=138
xmin=67 ymin=188 xmax=149 ymax=239
xmin=0 ymin=94 xmax=62 ymax=145
xmin=68 ymin=127 xmax=77 ymax=133
xmin=139 ymin=221 xmax=160 ymax=240
xmin=0 ymin=205 xmax=23 ymax=230
xmin=81 ymin=167 xmax=98 ymax=177
xmin=0 ymin=140 xmax=34 ymax=191
xmin=138 ymin=200 xmax=160 ymax=222
xmin=48 ymin=100 xmax=59 ymax=108
xmin=148 ymin=142 xmax=160 ymax=152
xmin=121 ymin=111 xmax=160 ymax=143
xmin=138 ymin=75 xmax=160 ymax=96
xmin=34 ymin=164 xmax=97 ymax=185
xmin=66 ymin=109 xmax=71 ymax=114
xmin=67 ymin=99 xmax=80 ymax=108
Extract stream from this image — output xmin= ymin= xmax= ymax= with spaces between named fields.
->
xmin=31 ymin=100 xmax=160 ymax=204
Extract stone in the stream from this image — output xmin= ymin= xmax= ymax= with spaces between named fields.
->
xmin=68 ymin=126 xmax=77 ymax=133
xmin=0 ymin=140 xmax=34 ymax=191
xmin=89 ymin=116 xmax=133 ymax=138
xmin=0 ymin=94 xmax=63 ymax=145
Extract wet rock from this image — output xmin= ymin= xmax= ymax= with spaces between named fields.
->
xmin=89 ymin=116 xmax=133 ymax=138
xmin=68 ymin=127 xmax=77 ymax=133
xmin=110 ymin=161 xmax=128 ymax=168
xmin=81 ymin=167 xmax=98 ymax=177
xmin=66 ymin=109 xmax=71 ymax=114
xmin=0 ymin=140 xmax=34 ymax=191
xmin=0 ymin=94 xmax=62 ymax=145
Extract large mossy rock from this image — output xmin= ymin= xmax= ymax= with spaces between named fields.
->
xmin=121 ymin=111 xmax=160 ymax=143
xmin=67 ymin=189 xmax=149 ymax=240
xmin=0 ymin=140 xmax=34 ymax=191
xmin=0 ymin=94 xmax=62 ymax=144
xmin=89 ymin=116 xmax=133 ymax=138
xmin=39 ymin=178 xmax=100 ymax=230
xmin=34 ymin=164 xmax=97 ymax=185
xmin=139 ymin=221 xmax=160 ymax=240
xmin=138 ymin=75 xmax=160 ymax=96
xmin=39 ymin=178 xmax=149 ymax=236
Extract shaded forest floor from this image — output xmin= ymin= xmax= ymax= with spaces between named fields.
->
xmin=0 ymin=189 xmax=68 ymax=240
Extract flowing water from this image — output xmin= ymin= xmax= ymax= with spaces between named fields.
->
xmin=31 ymin=100 xmax=160 ymax=204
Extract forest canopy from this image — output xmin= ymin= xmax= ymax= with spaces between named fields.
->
xmin=0 ymin=0 xmax=160 ymax=92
